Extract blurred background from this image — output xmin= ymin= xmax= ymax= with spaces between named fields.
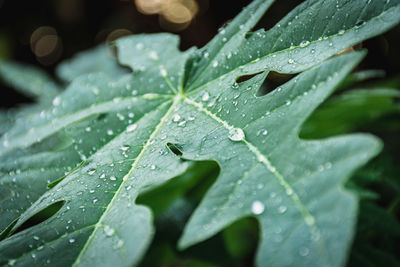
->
xmin=0 ymin=0 xmax=400 ymax=108
xmin=1 ymin=1 xmax=400 ymax=266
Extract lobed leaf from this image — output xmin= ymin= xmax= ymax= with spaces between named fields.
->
xmin=1 ymin=0 xmax=400 ymax=266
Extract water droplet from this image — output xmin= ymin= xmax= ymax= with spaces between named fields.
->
xmin=228 ymin=127 xmax=245 ymax=141
xmin=150 ymin=164 xmax=156 ymax=170
xmin=299 ymin=247 xmax=309 ymax=256
xmin=202 ymin=92 xmax=210 ymax=101
xmin=286 ymin=188 xmax=293 ymax=195
xmin=160 ymin=67 xmax=167 ymax=77
xmin=104 ymin=225 xmax=115 ymax=236
xmin=52 ymin=97 xmax=61 ymax=106
xmin=299 ymin=40 xmax=310 ymax=47
xmin=148 ymin=51 xmax=158 ymax=60
xmin=126 ymin=124 xmax=137 ymax=132
xmin=251 ymin=201 xmax=265 ymax=215
xmin=288 ymin=59 xmax=294 ymax=64
xmin=107 ymin=130 xmax=114 ymax=135
xmin=136 ymin=43 xmax=144 ymax=50
xmin=212 ymin=61 xmax=218 ymax=68
xmin=285 ymin=100 xmax=291 ymax=106
xmin=338 ymin=29 xmax=345 ymax=35
xmin=172 ymin=114 xmax=181 ymax=122
xmin=110 ymin=176 xmax=117 ymax=181
xmin=120 ymin=145 xmax=130 ymax=151
xmin=88 ymin=168 xmax=96 ymax=175
xmin=100 ymin=173 xmax=106 ymax=179
xmin=69 ymin=238 xmax=75 ymax=243
xmin=278 ymin=205 xmax=287 ymax=213
xmin=231 ymin=82 xmax=239 ymax=89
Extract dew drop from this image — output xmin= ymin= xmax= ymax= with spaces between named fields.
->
xmin=126 ymin=124 xmax=137 ymax=132
xmin=110 ymin=176 xmax=117 ymax=181
xmin=52 ymin=97 xmax=61 ymax=106
xmin=251 ymin=201 xmax=265 ymax=215
xmin=104 ymin=225 xmax=115 ymax=236
xmin=288 ymin=59 xmax=294 ymax=64
xmin=202 ymin=92 xmax=210 ymax=101
xmin=278 ymin=205 xmax=287 ymax=213
xmin=299 ymin=40 xmax=310 ymax=47
xmin=212 ymin=61 xmax=218 ymax=68
xmin=69 ymin=238 xmax=75 ymax=243
xmin=172 ymin=114 xmax=181 ymax=122
xmin=120 ymin=145 xmax=130 ymax=151
xmin=160 ymin=67 xmax=167 ymax=77
xmin=299 ymin=247 xmax=310 ymax=257
xmin=286 ymin=188 xmax=293 ymax=195
xmin=228 ymin=127 xmax=245 ymax=141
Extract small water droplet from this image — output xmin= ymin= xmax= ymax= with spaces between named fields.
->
xmin=52 ymin=97 xmax=61 ymax=106
xmin=126 ymin=124 xmax=137 ymax=132
xmin=286 ymin=188 xmax=293 ymax=195
xmin=278 ymin=205 xmax=287 ymax=213
xmin=299 ymin=247 xmax=310 ymax=256
xmin=69 ymin=238 xmax=75 ymax=243
xmin=120 ymin=145 xmax=130 ymax=151
xmin=251 ymin=201 xmax=265 ymax=215
xmin=202 ymin=92 xmax=210 ymax=101
xmin=104 ymin=225 xmax=115 ymax=236
xmin=212 ymin=61 xmax=218 ymax=68
xmin=299 ymin=40 xmax=310 ymax=47
xmin=88 ymin=168 xmax=96 ymax=175
xmin=173 ymin=114 xmax=181 ymax=122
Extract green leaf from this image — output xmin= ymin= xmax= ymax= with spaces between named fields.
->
xmin=0 ymin=60 xmax=61 ymax=101
xmin=56 ymin=45 xmax=128 ymax=83
xmin=301 ymin=88 xmax=400 ymax=138
xmin=1 ymin=0 xmax=399 ymax=266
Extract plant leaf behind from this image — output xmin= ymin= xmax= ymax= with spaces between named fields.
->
xmin=1 ymin=0 xmax=400 ymax=266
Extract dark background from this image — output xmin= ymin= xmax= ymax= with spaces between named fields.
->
xmin=0 ymin=0 xmax=400 ymax=109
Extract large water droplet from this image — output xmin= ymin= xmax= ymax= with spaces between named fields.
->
xmin=251 ymin=201 xmax=265 ymax=215
xmin=228 ymin=127 xmax=245 ymax=141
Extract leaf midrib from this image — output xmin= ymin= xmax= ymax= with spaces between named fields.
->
xmin=72 ymin=95 xmax=181 ymax=266
xmin=183 ymin=95 xmax=330 ymax=264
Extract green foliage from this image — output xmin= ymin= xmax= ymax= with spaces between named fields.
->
xmin=1 ymin=0 xmax=400 ymax=266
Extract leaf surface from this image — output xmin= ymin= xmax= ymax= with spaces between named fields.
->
xmin=1 ymin=0 xmax=400 ymax=266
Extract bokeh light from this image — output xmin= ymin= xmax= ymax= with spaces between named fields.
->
xmin=134 ymin=0 xmax=164 ymax=15
xmin=135 ymin=0 xmax=199 ymax=32
xmin=30 ymin=26 xmax=63 ymax=66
